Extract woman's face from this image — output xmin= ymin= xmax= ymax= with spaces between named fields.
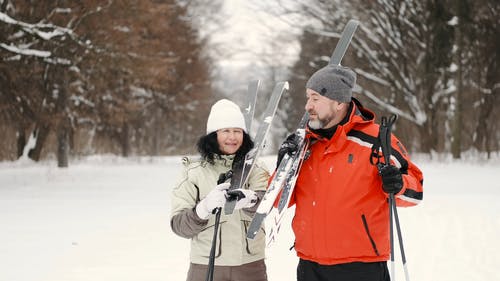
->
xmin=216 ymin=128 xmax=244 ymax=155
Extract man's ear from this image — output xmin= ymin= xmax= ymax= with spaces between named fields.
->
xmin=336 ymin=101 xmax=347 ymax=111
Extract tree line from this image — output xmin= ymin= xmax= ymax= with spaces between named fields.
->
xmin=282 ymin=0 xmax=499 ymax=159
xmin=0 ymin=0 xmax=218 ymax=166
xmin=1 ymin=0 xmax=498 ymax=167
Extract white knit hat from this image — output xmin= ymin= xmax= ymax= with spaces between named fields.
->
xmin=206 ymin=99 xmax=247 ymax=134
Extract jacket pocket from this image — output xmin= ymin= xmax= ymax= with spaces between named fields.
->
xmin=361 ymin=214 xmax=380 ymax=256
xmin=243 ymin=220 xmax=265 ymax=255
xmin=195 ymin=222 xmax=224 ymax=258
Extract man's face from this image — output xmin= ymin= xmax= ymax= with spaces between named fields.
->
xmin=305 ymin=89 xmax=345 ymax=129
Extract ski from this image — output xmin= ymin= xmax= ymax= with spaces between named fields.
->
xmin=224 ymin=81 xmax=289 ymax=215
xmin=243 ymin=80 xmax=260 ymax=134
xmin=330 ymin=19 xmax=359 ymax=66
xmin=246 ymin=19 xmax=360 ymax=241
xmin=246 ymin=113 xmax=309 ymax=240
xmin=267 ymin=135 xmax=309 ymax=245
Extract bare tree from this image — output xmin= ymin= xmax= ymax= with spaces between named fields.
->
xmin=0 ymin=1 xmax=103 ymax=165
xmin=0 ymin=0 xmax=215 ymax=163
xmin=469 ymin=0 xmax=500 ymax=158
xmin=276 ymin=0 xmax=457 ymax=152
xmin=264 ymin=0 xmax=498 ymax=155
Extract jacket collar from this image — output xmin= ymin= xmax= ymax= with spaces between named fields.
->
xmin=211 ymin=154 xmax=235 ymax=168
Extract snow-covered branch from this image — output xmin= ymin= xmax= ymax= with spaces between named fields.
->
xmin=0 ymin=42 xmax=50 ymax=57
xmin=0 ymin=11 xmax=74 ymax=40
xmin=359 ymin=87 xmax=426 ymax=126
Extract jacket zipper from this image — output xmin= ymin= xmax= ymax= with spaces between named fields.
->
xmin=361 ymin=214 xmax=380 ymax=256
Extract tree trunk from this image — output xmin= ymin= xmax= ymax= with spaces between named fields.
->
xmin=474 ymin=67 xmax=499 ymax=158
xmin=151 ymin=107 xmax=162 ymax=156
xmin=54 ymin=67 xmax=70 ymax=167
xmin=419 ymin=121 xmax=432 ymax=154
xmin=28 ymin=123 xmax=51 ymax=161
xmin=57 ymin=118 xmax=70 ymax=168
xmin=419 ymin=102 xmax=440 ymax=154
xmin=16 ymin=127 xmax=26 ymax=158
xmin=121 ymin=123 xmax=130 ymax=157
xmin=451 ymin=20 xmax=463 ymax=159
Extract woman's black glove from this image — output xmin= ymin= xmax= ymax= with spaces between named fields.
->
xmin=378 ymin=164 xmax=403 ymax=194
xmin=276 ymin=133 xmax=299 ymax=167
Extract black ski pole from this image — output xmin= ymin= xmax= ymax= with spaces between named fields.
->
xmin=206 ymin=171 xmax=232 ymax=281
xmin=393 ymin=195 xmax=410 ymax=281
xmin=206 ymin=207 xmax=221 ymax=281
xmin=378 ymin=114 xmax=410 ymax=281
xmin=378 ymin=115 xmax=396 ymax=279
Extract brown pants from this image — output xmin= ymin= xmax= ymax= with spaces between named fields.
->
xmin=186 ymin=259 xmax=267 ymax=281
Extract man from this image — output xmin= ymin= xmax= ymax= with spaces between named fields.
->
xmin=278 ymin=65 xmax=424 ymax=281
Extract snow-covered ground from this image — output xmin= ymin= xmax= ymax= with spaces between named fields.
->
xmin=0 ymin=154 xmax=499 ymax=281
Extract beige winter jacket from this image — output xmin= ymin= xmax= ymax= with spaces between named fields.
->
xmin=170 ymin=155 xmax=270 ymax=266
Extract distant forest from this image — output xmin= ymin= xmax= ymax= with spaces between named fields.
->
xmin=0 ymin=0 xmax=498 ymax=167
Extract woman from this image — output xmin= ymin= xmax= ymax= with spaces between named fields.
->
xmin=170 ymin=99 xmax=270 ymax=281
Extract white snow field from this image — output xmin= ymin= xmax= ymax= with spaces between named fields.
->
xmin=0 ymin=154 xmax=499 ymax=281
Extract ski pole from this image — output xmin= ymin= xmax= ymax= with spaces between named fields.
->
xmin=392 ymin=198 xmax=410 ymax=281
xmin=378 ymin=114 xmax=410 ymax=281
xmin=206 ymin=171 xmax=232 ymax=281
xmin=378 ymin=115 xmax=395 ymax=278
xmin=389 ymin=193 xmax=395 ymax=279
xmin=206 ymin=207 xmax=221 ymax=281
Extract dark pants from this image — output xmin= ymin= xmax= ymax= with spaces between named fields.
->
xmin=297 ymin=259 xmax=390 ymax=281
xmin=186 ymin=259 xmax=267 ymax=281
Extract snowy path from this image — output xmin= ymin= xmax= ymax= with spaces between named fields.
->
xmin=0 ymin=156 xmax=499 ymax=281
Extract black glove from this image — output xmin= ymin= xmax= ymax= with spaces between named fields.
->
xmin=378 ymin=164 xmax=403 ymax=194
xmin=276 ymin=133 xmax=299 ymax=167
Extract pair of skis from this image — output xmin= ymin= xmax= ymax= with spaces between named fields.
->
xmin=246 ymin=113 xmax=310 ymax=242
xmin=246 ymin=19 xmax=360 ymax=243
xmin=223 ymin=81 xmax=289 ymax=215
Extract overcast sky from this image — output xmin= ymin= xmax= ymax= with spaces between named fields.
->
xmin=212 ymin=0 xmax=300 ymax=68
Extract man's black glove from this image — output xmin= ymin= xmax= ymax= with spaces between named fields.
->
xmin=378 ymin=164 xmax=403 ymax=194
xmin=276 ymin=133 xmax=299 ymax=167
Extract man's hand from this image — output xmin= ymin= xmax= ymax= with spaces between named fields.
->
xmin=379 ymin=165 xmax=403 ymax=194
xmin=277 ymin=133 xmax=299 ymax=167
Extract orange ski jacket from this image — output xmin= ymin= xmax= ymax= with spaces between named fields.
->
xmin=290 ymin=99 xmax=424 ymax=265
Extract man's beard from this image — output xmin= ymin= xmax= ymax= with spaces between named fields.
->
xmin=308 ymin=111 xmax=334 ymax=129
xmin=308 ymin=119 xmax=324 ymax=129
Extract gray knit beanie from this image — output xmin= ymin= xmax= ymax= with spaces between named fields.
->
xmin=306 ymin=65 xmax=356 ymax=103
